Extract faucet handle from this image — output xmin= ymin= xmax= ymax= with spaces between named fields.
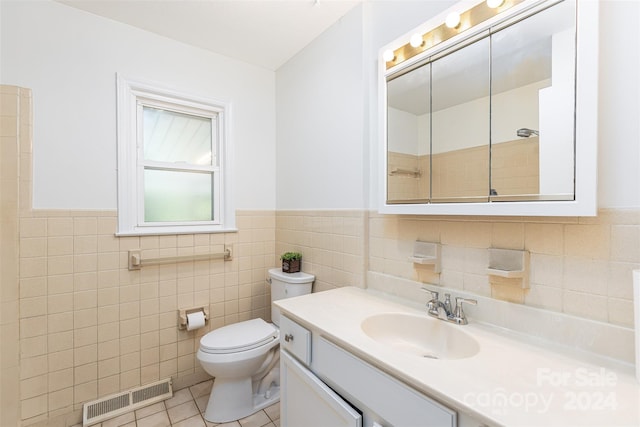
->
xmin=456 ymin=297 xmax=477 ymax=306
xmin=420 ymin=287 xmax=439 ymax=300
xmin=421 ymin=287 xmax=440 ymax=316
xmin=453 ymin=297 xmax=477 ymax=325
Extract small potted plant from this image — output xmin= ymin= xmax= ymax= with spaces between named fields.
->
xmin=280 ymin=252 xmax=302 ymax=273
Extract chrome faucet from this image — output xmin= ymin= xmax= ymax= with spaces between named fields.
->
xmin=426 ymin=290 xmax=450 ymax=320
xmin=423 ymin=288 xmax=477 ymax=325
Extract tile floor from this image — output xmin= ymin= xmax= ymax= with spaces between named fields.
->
xmin=74 ymin=380 xmax=280 ymax=427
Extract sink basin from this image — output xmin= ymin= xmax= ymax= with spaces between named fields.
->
xmin=361 ymin=313 xmax=480 ymax=360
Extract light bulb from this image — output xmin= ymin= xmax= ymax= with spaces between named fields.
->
xmin=445 ymin=12 xmax=461 ymax=29
xmin=409 ymin=34 xmax=424 ymax=48
xmin=486 ymin=0 xmax=504 ymax=8
xmin=383 ymin=49 xmax=395 ymax=62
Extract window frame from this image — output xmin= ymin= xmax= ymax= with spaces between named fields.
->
xmin=116 ymin=75 xmax=236 ymax=236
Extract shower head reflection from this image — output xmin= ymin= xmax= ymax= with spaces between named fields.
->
xmin=517 ymin=128 xmax=539 ymax=138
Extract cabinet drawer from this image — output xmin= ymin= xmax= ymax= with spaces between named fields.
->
xmin=315 ymin=337 xmax=456 ymax=427
xmin=280 ymin=315 xmax=311 ymax=366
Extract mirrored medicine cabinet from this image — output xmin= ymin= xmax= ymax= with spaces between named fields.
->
xmin=380 ymin=0 xmax=598 ymax=216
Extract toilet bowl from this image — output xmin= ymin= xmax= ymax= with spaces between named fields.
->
xmin=197 ymin=268 xmax=314 ymax=423
xmin=196 ymin=318 xmax=280 ymax=423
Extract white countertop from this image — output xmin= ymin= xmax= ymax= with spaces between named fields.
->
xmin=274 ymin=287 xmax=640 ymax=427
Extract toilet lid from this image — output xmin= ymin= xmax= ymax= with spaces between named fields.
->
xmin=200 ymin=318 xmax=278 ymax=354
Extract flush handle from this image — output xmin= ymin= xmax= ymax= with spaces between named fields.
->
xmin=284 ymin=333 xmax=294 ymax=342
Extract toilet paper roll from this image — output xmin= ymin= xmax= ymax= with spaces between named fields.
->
xmin=634 ymin=270 xmax=640 ymax=383
xmin=186 ymin=311 xmax=206 ymax=331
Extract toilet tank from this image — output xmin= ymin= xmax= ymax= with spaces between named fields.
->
xmin=268 ymin=268 xmax=314 ymax=327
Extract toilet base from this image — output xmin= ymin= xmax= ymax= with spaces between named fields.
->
xmin=203 ymin=377 xmax=280 ymax=423
xmin=253 ymin=385 xmax=280 ymax=414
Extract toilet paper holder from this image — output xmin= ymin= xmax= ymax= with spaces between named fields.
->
xmin=178 ymin=307 xmax=209 ymax=330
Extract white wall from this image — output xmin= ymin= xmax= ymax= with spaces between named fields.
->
xmin=539 ymin=29 xmax=574 ymax=196
xmin=387 ymin=107 xmax=419 ymax=154
xmin=275 ymin=5 xmax=365 ymax=210
xmin=0 ymin=0 xmax=276 ymax=210
xmin=391 ymin=80 xmax=545 ymax=157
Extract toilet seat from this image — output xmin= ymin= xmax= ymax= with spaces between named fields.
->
xmin=200 ymin=318 xmax=278 ymax=354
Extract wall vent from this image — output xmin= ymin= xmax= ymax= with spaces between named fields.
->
xmin=82 ymin=378 xmax=173 ymax=426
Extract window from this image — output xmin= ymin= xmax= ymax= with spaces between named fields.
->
xmin=116 ymin=75 xmax=235 ymax=235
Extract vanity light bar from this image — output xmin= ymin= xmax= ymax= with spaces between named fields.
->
xmin=384 ymin=0 xmax=523 ymax=69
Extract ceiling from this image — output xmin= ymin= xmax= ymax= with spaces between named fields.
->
xmin=57 ymin=0 xmax=362 ymax=71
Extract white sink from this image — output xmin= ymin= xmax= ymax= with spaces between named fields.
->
xmin=361 ymin=313 xmax=480 ymax=360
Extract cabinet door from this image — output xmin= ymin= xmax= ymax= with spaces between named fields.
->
xmin=281 ymin=350 xmax=362 ymax=427
xmin=314 ymin=337 xmax=455 ymax=427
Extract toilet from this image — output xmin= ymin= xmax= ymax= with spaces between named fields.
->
xmin=196 ymin=267 xmax=315 ymax=423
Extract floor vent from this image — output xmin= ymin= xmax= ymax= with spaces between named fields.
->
xmin=82 ymin=378 xmax=173 ymax=426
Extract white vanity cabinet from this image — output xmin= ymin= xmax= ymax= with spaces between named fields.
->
xmin=279 ymin=316 xmax=362 ymax=427
xmin=280 ymin=315 xmax=475 ymax=427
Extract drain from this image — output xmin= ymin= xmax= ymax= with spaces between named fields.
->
xmin=422 ymin=354 xmax=439 ymax=359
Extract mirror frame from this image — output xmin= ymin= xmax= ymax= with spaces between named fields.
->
xmin=378 ymin=0 xmax=598 ymax=216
